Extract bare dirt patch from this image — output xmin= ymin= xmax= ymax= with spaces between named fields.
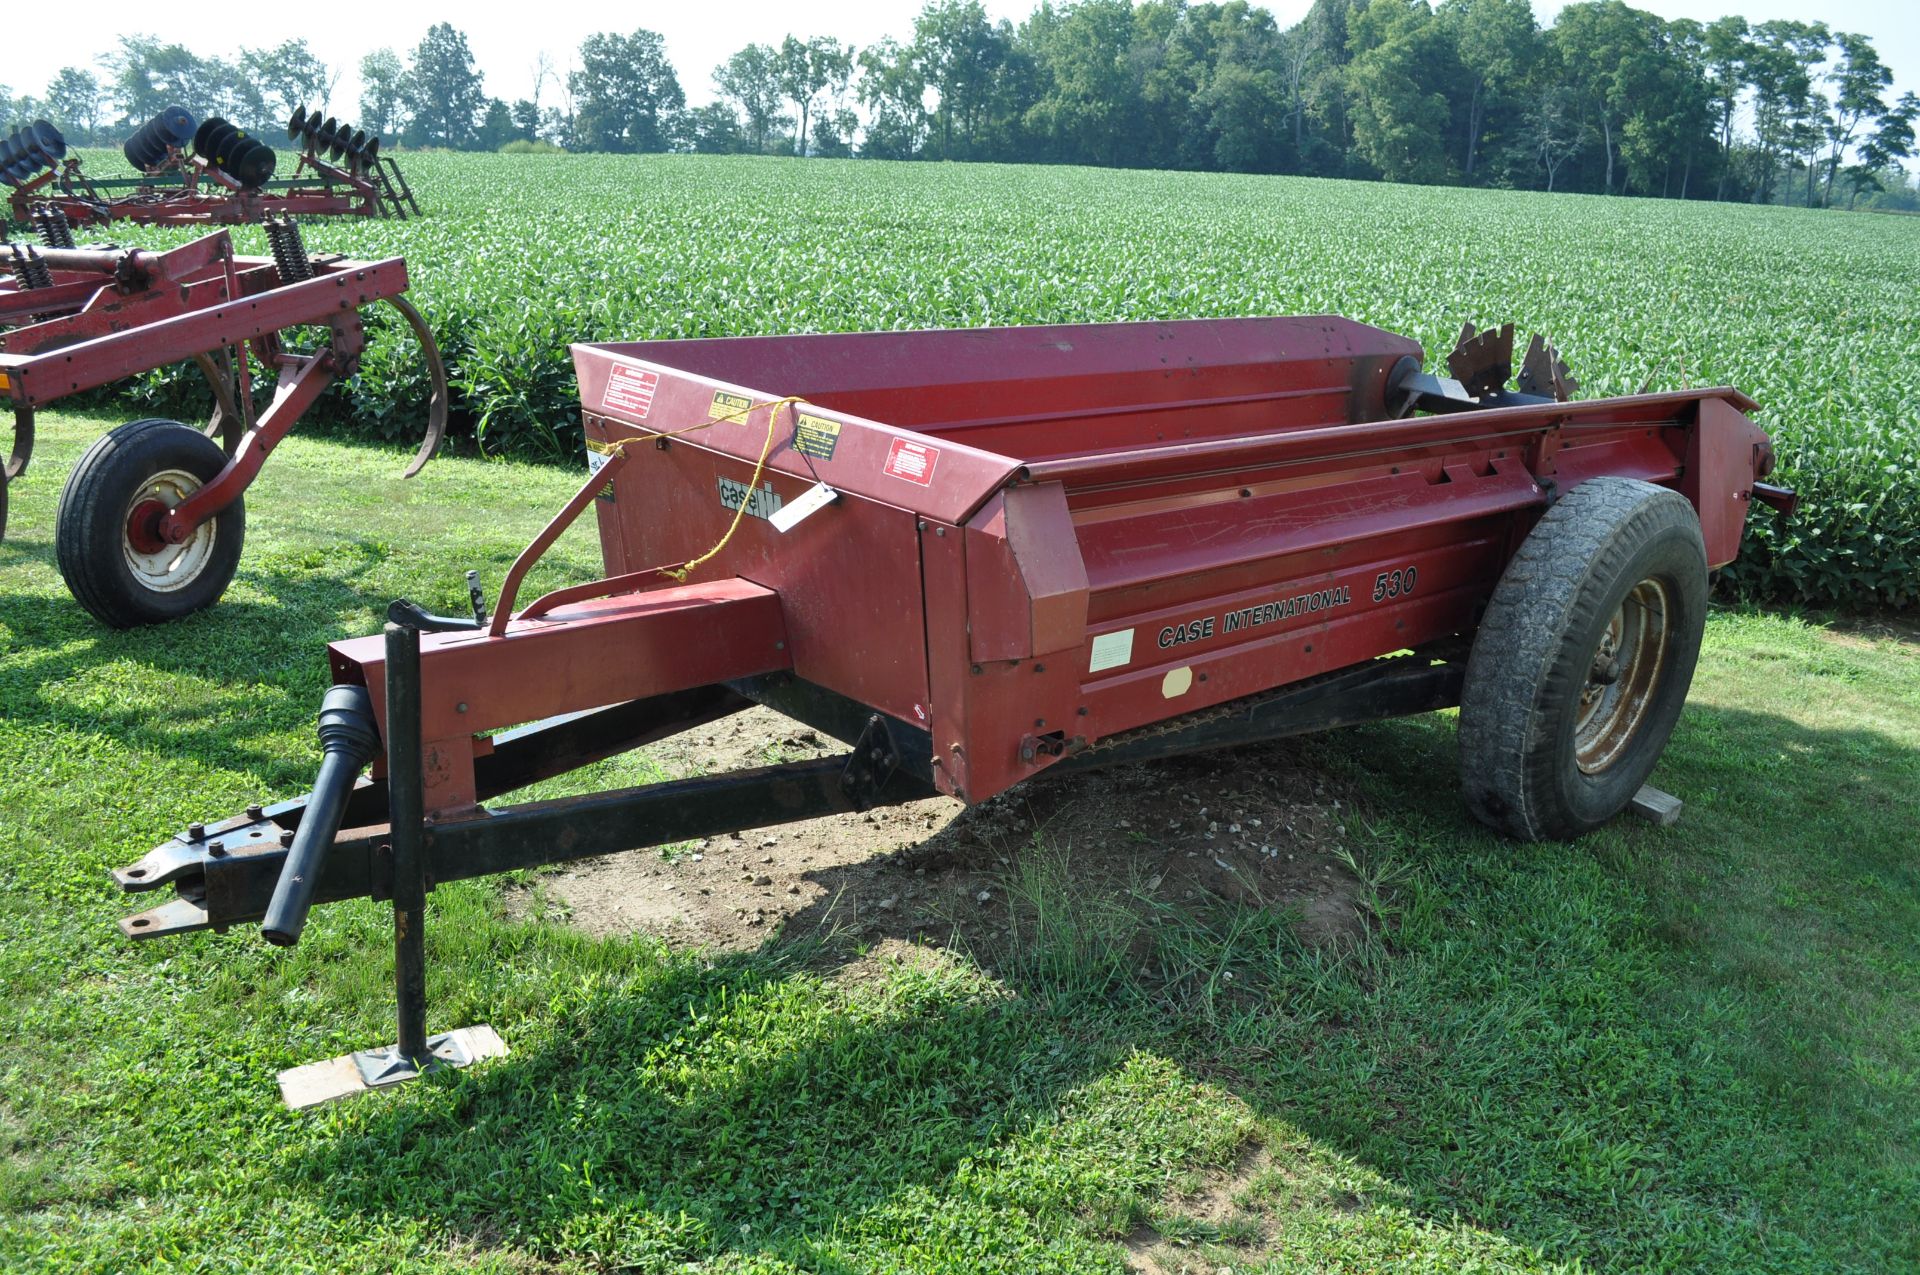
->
xmin=1818 ymin=611 xmax=1920 ymax=651
xmin=507 ymin=707 xmax=1369 ymax=959
xmin=1125 ymin=1141 xmax=1274 ymax=1273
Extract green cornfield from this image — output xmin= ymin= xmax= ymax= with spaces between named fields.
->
xmin=98 ymin=152 xmax=1920 ymax=607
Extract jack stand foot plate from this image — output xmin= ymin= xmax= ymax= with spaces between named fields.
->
xmin=276 ymin=1024 xmax=508 ymax=1110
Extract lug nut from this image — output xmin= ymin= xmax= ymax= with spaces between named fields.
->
xmin=188 ymin=822 xmax=205 ymax=841
xmin=279 ymin=829 xmax=295 ymax=847
xmin=246 ymin=804 xmax=264 ymax=821
xmin=207 ymin=840 xmax=226 ymax=857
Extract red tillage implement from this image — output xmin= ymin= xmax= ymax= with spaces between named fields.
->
xmin=111 ymin=316 xmax=1795 ymax=1105
xmin=7 ymin=108 xmax=417 ymax=229
xmin=0 ymin=224 xmax=446 ymax=624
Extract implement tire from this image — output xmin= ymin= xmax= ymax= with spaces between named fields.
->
xmin=1458 ymin=477 xmax=1708 ymax=841
xmin=56 ymin=419 xmax=245 ymax=628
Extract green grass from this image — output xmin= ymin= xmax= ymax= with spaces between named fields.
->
xmin=3 ymin=412 xmax=1917 ymax=1272
xmin=63 ymin=149 xmax=1920 ymax=606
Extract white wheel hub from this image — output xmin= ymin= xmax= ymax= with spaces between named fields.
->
xmin=122 ymin=468 xmax=218 ymax=593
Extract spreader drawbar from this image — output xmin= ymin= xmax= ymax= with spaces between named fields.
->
xmin=119 ymin=635 xmax=1473 ymax=1104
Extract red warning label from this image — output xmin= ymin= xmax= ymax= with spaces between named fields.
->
xmin=602 ymin=365 xmax=659 ymax=419
xmin=883 ymin=437 xmax=940 ymax=486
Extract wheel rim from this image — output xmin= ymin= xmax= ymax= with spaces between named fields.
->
xmin=1574 ymin=578 xmax=1671 ymax=775
xmin=121 ymin=468 xmax=218 ymax=593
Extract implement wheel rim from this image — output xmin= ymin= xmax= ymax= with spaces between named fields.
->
xmin=121 ymin=468 xmax=218 ymax=593
xmin=1574 ymin=578 xmax=1671 ymax=775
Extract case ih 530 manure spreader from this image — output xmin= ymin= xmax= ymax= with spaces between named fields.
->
xmin=102 ymin=315 xmax=1794 ymax=1104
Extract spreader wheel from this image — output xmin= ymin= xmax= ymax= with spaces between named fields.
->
xmin=56 ymin=419 xmax=245 ymax=628
xmin=1457 ymin=477 xmax=1708 ymax=841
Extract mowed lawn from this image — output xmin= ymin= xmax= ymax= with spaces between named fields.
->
xmin=1 ymin=411 xmax=1916 ymax=1273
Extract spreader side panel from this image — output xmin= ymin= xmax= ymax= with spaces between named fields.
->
xmin=939 ymin=461 xmax=1544 ymax=802
xmin=1682 ymin=398 xmax=1774 ymax=568
xmin=572 ymin=346 xmax=1022 ymax=528
xmin=586 ymin=413 xmax=936 ymax=728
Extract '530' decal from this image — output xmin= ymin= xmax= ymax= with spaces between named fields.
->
xmin=1373 ymin=566 xmax=1417 ymax=602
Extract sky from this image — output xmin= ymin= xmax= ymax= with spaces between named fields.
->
xmin=5 ymin=0 xmax=1914 ymax=129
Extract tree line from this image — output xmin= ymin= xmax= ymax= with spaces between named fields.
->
xmin=8 ymin=3 xmax=1917 ymax=210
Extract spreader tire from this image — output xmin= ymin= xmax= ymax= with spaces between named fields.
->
xmin=1458 ymin=477 xmax=1707 ymax=841
xmin=56 ymin=419 xmax=245 ymax=628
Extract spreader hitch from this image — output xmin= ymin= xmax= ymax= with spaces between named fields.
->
xmin=385 ymin=598 xmax=482 ymax=633
xmin=261 ymin=685 xmax=380 ymax=945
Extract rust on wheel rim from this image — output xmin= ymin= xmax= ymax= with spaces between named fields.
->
xmin=1574 ymin=578 xmax=1671 ymax=775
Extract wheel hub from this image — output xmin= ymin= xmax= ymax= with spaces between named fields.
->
xmin=1574 ymin=579 xmax=1671 ymax=774
xmin=121 ymin=469 xmax=218 ymax=593
xmin=125 ymin=499 xmax=169 ymax=555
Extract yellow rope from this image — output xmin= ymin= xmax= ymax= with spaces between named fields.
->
xmin=599 ymin=394 xmax=806 ymax=582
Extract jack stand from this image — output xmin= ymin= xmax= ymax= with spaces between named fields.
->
xmin=352 ymin=1027 xmax=500 ymax=1087
xmin=279 ymin=1026 xmax=508 ymax=1109
xmin=275 ymin=620 xmax=506 ymax=1110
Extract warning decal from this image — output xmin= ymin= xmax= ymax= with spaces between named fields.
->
xmin=710 ymin=390 xmax=753 ymax=421
xmin=602 ymin=365 xmax=659 ymax=419
xmin=585 ymin=438 xmax=617 ymax=502
xmin=883 ymin=437 xmax=940 ymax=486
xmin=794 ymin=413 xmax=842 ymax=460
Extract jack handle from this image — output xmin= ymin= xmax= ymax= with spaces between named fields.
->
xmin=260 ymin=685 xmax=381 ymax=946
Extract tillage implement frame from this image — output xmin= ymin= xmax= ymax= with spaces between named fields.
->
xmin=0 ymin=222 xmax=446 ymax=625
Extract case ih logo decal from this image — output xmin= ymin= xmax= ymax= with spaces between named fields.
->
xmin=602 ymin=365 xmax=659 ymax=419
xmin=717 ymin=475 xmax=783 ymax=520
xmin=883 ymin=438 xmax=940 ymax=486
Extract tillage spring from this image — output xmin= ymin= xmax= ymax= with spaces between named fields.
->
xmin=7 ymin=243 xmax=54 ymax=290
xmin=31 ymin=205 xmax=74 ymax=250
xmin=264 ymin=215 xmax=314 ymax=284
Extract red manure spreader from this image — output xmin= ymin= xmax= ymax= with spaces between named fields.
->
xmin=107 ymin=316 xmax=1793 ymax=1104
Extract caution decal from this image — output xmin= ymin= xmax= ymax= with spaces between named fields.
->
xmin=794 ymin=413 xmax=842 ymax=460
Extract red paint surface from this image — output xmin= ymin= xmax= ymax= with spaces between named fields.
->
xmin=331 ymin=579 xmax=790 ymax=747
xmin=464 ymin=322 xmax=1778 ymax=806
